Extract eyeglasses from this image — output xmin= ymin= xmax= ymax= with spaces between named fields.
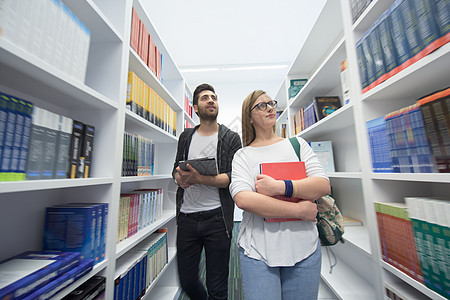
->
xmin=251 ymin=100 xmax=278 ymax=111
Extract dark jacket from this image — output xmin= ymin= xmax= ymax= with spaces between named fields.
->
xmin=172 ymin=124 xmax=242 ymax=236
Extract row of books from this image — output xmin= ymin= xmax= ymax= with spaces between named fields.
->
xmin=356 ymin=0 xmax=449 ymax=93
xmin=185 ymin=121 xmax=195 ymax=129
xmin=367 ymin=87 xmax=449 ymax=173
xmin=118 ymin=189 xmax=164 ymax=243
xmin=114 ymin=230 xmax=168 ymax=300
xmin=127 ymin=71 xmax=177 ymax=136
xmin=0 ymin=0 xmax=91 ymax=83
xmin=44 ymin=203 xmax=109 ymax=265
xmin=130 ymin=8 xmax=162 ymax=81
xmin=184 ymin=91 xmax=194 ymax=119
xmin=291 ymin=96 xmax=342 ymax=134
xmin=122 ymin=132 xmax=155 ymax=177
xmin=0 ymin=251 xmax=93 ymax=300
xmin=0 ymin=92 xmax=95 ymax=181
xmin=375 ymin=197 xmax=449 ymax=298
xmin=350 ymin=0 xmax=373 ymax=24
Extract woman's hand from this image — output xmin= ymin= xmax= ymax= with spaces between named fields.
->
xmin=296 ymin=200 xmax=318 ymax=222
xmin=255 ymin=174 xmax=285 ymax=196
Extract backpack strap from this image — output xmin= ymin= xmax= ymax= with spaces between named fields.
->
xmin=288 ymin=137 xmax=301 ymax=161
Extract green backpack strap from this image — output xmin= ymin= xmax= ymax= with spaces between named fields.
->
xmin=288 ymin=137 xmax=301 ymax=161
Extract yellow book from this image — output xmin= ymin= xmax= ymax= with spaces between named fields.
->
xmin=173 ymin=110 xmax=177 ymax=136
xmin=145 ymin=86 xmax=151 ymax=121
xmin=127 ymin=72 xmax=139 ymax=114
xmin=137 ymin=77 xmax=144 ymax=118
xmin=143 ymin=83 xmax=149 ymax=121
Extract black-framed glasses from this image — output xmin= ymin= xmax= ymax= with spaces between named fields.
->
xmin=251 ymin=100 xmax=278 ymax=111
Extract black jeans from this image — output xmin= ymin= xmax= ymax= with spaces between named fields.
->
xmin=176 ymin=207 xmax=232 ymax=300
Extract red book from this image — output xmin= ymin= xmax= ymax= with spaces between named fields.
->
xmin=260 ymin=161 xmax=306 ymax=222
xmin=130 ymin=8 xmax=140 ymax=53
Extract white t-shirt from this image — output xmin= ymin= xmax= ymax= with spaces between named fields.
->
xmin=229 ymin=137 xmax=328 ymax=267
xmin=181 ymin=131 xmax=221 ymax=213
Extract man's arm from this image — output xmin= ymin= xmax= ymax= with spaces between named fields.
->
xmin=175 ymin=165 xmax=229 ymax=189
xmin=172 ymin=131 xmax=187 ymax=179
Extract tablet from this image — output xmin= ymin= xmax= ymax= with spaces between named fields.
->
xmin=179 ymin=157 xmax=218 ymax=176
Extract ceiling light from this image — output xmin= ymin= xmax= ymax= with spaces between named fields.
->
xmin=179 ymin=63 xmax=289 ymax=73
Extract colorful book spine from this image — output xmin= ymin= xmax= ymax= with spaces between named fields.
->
xmin=68 ymin=120 xmax=84 ymax=179
xmin=0 ymin=93 xmax=17 ymax=181
xmin=367 ymin=116 xmax=394 ymax=173
xmin=77 ymin=123 xmax=95 ymax=178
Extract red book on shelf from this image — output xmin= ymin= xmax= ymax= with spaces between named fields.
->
xmin=130 ymin=8 xmax=140 ymax=53
xmin=260 ymin=161 xmax=306 ymax=222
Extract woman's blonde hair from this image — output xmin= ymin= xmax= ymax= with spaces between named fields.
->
xmin=241 ymin=90 xmax=276 ymax=147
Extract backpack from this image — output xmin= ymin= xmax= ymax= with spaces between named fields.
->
xmin=288 ymin=137 xmax=344 ymax=246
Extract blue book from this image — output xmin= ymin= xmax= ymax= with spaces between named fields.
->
xmin=433 ymin=0 xmax=450 ymax=38
xmin=303 ymin=101 xmax=316 ymax=129
xmin=22 ymin=259 xmax=94 ymax=300
xmin=43 ymin=205 xmax=97 ymax=261
xmin=25 ymin=106 xmax=45 ymax=180
xmin=53 ymin=115 xmax=73 ymax=179
xmin=0 ymin=93 xmax=17 ymax=181
xmin=378 ymin=9 xmax=400 ymax=79
xmin=6 ymin=96 xmax=22 ymax=181
xmin=408 ymin=104 xmax=436 ymax=173
xmin=0 ymin=93 xmax=9 ymax=180
xmin=399 ymin=0 xmax=424 ymax=58
xmin=360 ymin=31 xmax=377 ymax=90
xmin=355 ymin=40 xmax=369 ymax=91
xmin=0 ymin=251 xmax=80 ymax=299
xmin=412 ymin=0 xmax=443 ymax=56
xmin=367 ymin=117 xmax=394 ymax=173
xmin=367 ymin=21 xmax=387 ymax=85
xmin=388 ymin=0 xmax=413 ymax=70
xmin=15 ymin=99 xmax=33 ymax=181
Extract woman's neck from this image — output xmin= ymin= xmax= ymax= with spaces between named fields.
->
xmin=250 ymin=127 xmax=283 ymax=147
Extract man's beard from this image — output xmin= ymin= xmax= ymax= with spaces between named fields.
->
xmin=198 ymin=106 xmax=218 ymax=121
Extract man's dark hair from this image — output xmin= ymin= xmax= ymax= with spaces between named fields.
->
xmin=193 ymin=83 xmax=216 ymax=106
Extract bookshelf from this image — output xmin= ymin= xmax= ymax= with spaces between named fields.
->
xmin=275 ymin=0 xmax=450 ymax=299
xmin=0 ymin=0 xmax=189 ymax=298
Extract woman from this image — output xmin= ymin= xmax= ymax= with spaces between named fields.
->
xmin=230 ymin=90 xmax=331 ymax=300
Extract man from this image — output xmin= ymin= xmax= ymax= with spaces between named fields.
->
xmin=172 ymin=83 xmax=242 ymax=299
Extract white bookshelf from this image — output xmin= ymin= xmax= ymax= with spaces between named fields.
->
xmin=275 ymin=0 xmax=450 ymax=299
xmin=0 ymin=0 xmax=190 ymax=298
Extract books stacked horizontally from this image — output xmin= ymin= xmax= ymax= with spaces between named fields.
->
xmin=130 ymin=8 xmax=163 ymax=81
xmin=62 ymin=276 xmax=105 ymax=300
xmin=356 ymin=0 xmax=449 ymax=94
xmin=117 ymin=189 xmax=163 ymax=244
xmin=405 ymin=197 xmax=449 ymax=298
xmin=0 ymin=251 xmax=93 ymax=300
xmin=126 ymin=71 xmax=177 ymax=136
xmin=0 ymin=92 xmax=95 ymax=181
xmin=366 ymin=87 xmax=449 ymax=173
xmin=114 ymin=230 xmax=168 ymax=300
xmin=0 ymin=0 xmax=91 ymax=83
xmin=122 ymin=132 xmax=154 ymax=177
xmin=44 ymin=203 xmax=108 ymax=265
xmin=291 ymin=96 xmax=342 ymax=134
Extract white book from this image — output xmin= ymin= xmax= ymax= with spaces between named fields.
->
xmin=310 ymin=141 xmax=335 ymax=173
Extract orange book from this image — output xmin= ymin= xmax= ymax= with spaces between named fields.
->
xmin=260 ymin=161 xmax=306 ymax=222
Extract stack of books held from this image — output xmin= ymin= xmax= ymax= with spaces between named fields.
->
xmin=375 ymin=197 xmax=449 ymax=298
xmin=118 ymin=189 xmax=164 ymax=244
xmin=114 ymin=230 xmax=168 ymax=300
xmin=1 ymin=0 xmax=91 ymax=83
xmin=367 ymin=87 xmax=449 ymax=173
xmin=127 ymin=71 xmax=177 ymax=136
xmin=0 ymin=92 xmax=96 ymax=181
xmin=0 ymin=251 xmax=93 ymax=299
xmin=44 ymin=203 xmax=108 ymax=265
xmin=356 ymin=0 xmax=449 ymax=94
xmin=130 ymin=7 xmax=163 ymax=82
xmin=122 ymin=132 xmax=155 ymax=177
xmin=291 ymin=96 xmax=342 ymax=134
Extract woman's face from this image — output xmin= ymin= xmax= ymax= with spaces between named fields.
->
xmin=250 ymin=94 xmax=277 ymax=129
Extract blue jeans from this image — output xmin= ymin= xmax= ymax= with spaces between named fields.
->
xmin=176 ymin=208 xmax=231 ymax=300
xmin=239 ymin=241 xmax=321 ymax=300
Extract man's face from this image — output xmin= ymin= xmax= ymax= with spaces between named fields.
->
xmin=194 ymin=90 xmax=219 ymax=121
